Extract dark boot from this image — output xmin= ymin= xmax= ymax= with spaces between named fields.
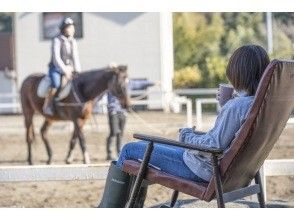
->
xmin=43 ymin=88 xmax=57 ymax=116
xmin=98 ymin=161 xmax=131 ymax=208
xmin=106 ymin=136 xmax=114 ymax=160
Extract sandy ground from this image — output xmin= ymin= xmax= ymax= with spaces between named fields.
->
xmin=0 ymin=112 xmax=293 ymax=207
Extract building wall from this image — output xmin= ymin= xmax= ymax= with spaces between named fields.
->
xmin=15 ymin=13 xmax=165 ymax=85
xmin=0 ymin=71 xmax=18 ymax=113
xmin=14 ymin=12 xmax=174 ymax=109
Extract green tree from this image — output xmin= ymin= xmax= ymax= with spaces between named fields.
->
xmin=173 ymin=13 xmax=225 ymax=87
xmin=173 ymin=12 xmax=294 ymax=89
xmin=272 ymin=13 xmax=294 ymax=59
xmin=173 ymin=66 xmax=202 ymax=89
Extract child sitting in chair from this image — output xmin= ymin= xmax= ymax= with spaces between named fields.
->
xmin=98 ymin=44 xmax=270 ymax=208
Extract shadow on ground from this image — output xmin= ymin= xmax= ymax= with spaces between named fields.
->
xmin=153 ymin=199 xmax=294 ymax=208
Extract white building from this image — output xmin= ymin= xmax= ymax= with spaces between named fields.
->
xmin=0 ymin=12 xmax=174 ymax=113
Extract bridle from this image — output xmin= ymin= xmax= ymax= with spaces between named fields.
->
xmin=108 ymin=71 xmax=128 ymax=99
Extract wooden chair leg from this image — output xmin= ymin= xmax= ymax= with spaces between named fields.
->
xmin=212 ymin=155 xmax=225 ymax=208
xmin=170 ymin=190 xmax=179 ymax=207
xmin=254 ymin=170 xmax=266 ymax=208
xmin=160 ymin=190 xmax=179 ymax=208
xmin=125 ymin=176 xmax=136 ymax=205
xmin=126 ymin=142 xmax=154 ymax=208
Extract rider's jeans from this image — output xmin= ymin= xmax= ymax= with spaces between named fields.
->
xmin=48 ymin=67 xmax=62 ymax=89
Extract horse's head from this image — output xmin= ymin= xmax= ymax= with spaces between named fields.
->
xmin=107 ymin=65 xmax=131 ymax=110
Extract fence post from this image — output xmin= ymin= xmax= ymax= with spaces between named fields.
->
xmin=186 ymin=99 xmax=192 ymax=127
xmin=260 ymin=165 xmax=267 ymax=201
xmin=196 ymin=99 xmax=203 ymax=129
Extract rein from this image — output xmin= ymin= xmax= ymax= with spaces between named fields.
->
xmin=56 ymin=68 xmax=119 ymax=107
xmin=55 ymin=71 xmax=116 ymax=107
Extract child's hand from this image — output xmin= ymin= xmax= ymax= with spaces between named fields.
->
xmin=179 ymin=127 xmax=195 ymax=142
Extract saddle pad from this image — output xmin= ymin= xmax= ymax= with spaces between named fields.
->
xmin=37 ymin=76 xmax=72 ymax=100
xmin=37 ymin=75 xmax=51 ymax=98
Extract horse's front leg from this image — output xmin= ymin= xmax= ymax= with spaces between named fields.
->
xmin=74 ymin=119 xmax=90 ymax=164
xmin=65 ymin=126 xmax=78 ymax=164
xmin=23 ymin=109 xmax=35 ymax=165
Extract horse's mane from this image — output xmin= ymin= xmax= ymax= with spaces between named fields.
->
xmin=72 ymin=67 xmax=115 ymax=100
xmin=74 ymin=67 xmax=111 ymax=85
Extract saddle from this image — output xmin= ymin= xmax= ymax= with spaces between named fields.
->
xmin=38 ymin=75 xmax=85 ymax=119
xmin=37 ymin=75 xmax=72 ymax=101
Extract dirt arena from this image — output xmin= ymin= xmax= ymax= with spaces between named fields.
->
xmin=0 ymin=112 xmax=293 ymax=207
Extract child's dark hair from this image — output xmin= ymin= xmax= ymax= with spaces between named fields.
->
xmin=226 ymin=44 xmax=270 ymax=96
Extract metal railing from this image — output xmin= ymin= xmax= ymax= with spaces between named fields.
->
xmin=0 ymin=160 xmax=292 ymax=203
xmin=0 ymin=93 xmax=21 ymax=113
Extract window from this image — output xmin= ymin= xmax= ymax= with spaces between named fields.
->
xmin=42 ymin=12 xmax=83 ymax=40
xmin=0 ymin=13 xmax=12 ymax=33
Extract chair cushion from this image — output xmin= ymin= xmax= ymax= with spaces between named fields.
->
xmin=122 ymin=160 xmax=209 ymax=200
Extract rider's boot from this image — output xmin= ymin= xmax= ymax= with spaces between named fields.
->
xmin=43 ymin=88 xmax=57 ymax=116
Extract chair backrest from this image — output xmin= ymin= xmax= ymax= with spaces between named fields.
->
xmin=204 ymin=60 xmax=294 ymax=201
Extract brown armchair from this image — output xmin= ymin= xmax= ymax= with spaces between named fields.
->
xmin=122 ymin=60 xmax=294 ymax=208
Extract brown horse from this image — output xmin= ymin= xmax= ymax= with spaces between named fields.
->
xmin=20 ymin=65 xmax=130 ymax=165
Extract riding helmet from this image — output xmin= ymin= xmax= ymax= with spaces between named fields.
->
xmin=59 ymin=17 xmax=74 ymax=31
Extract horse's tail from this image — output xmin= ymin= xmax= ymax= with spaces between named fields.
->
xmin=20 ymin=75 xmax=35 ymax=116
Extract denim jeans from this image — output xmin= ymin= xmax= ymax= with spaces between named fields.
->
xmin=116 ymin=141 xmax=206 ymax=182
xmin=48 ymin=66 xmax=62 ymax=88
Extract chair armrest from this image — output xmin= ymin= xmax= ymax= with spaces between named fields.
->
xmin=133 ymin=133 xmax=223 ymax=155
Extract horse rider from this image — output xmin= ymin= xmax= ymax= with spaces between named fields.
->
xmin=43 ymin=17 xmax=81 ymax=116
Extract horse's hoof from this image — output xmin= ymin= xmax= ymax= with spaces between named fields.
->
xmin=65 ymin=159 xmax=72 ymax=164
xmin=28 ymin=160 xmax=33 ymax=165
xmin=84 ymin=157 xmax=91 ymax=164
xmin=46 ymin=160 xmax=53 ymax=165
xmin=83 ymin=152 xmax=91 ymax=164
xmin=66 ymin=156 xmax=73 ymax=164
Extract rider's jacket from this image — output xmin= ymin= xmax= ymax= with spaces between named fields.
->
xmin=48 ymin=34 xmax=81 ymax=74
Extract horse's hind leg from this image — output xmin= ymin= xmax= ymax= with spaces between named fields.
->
xmin=40 ymin=119 xmax=53 ymax=164
xmin=65 ymin=126 xmax=78 ymax=164
xmin=25 ymin=114 xmax=35 ymax=165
